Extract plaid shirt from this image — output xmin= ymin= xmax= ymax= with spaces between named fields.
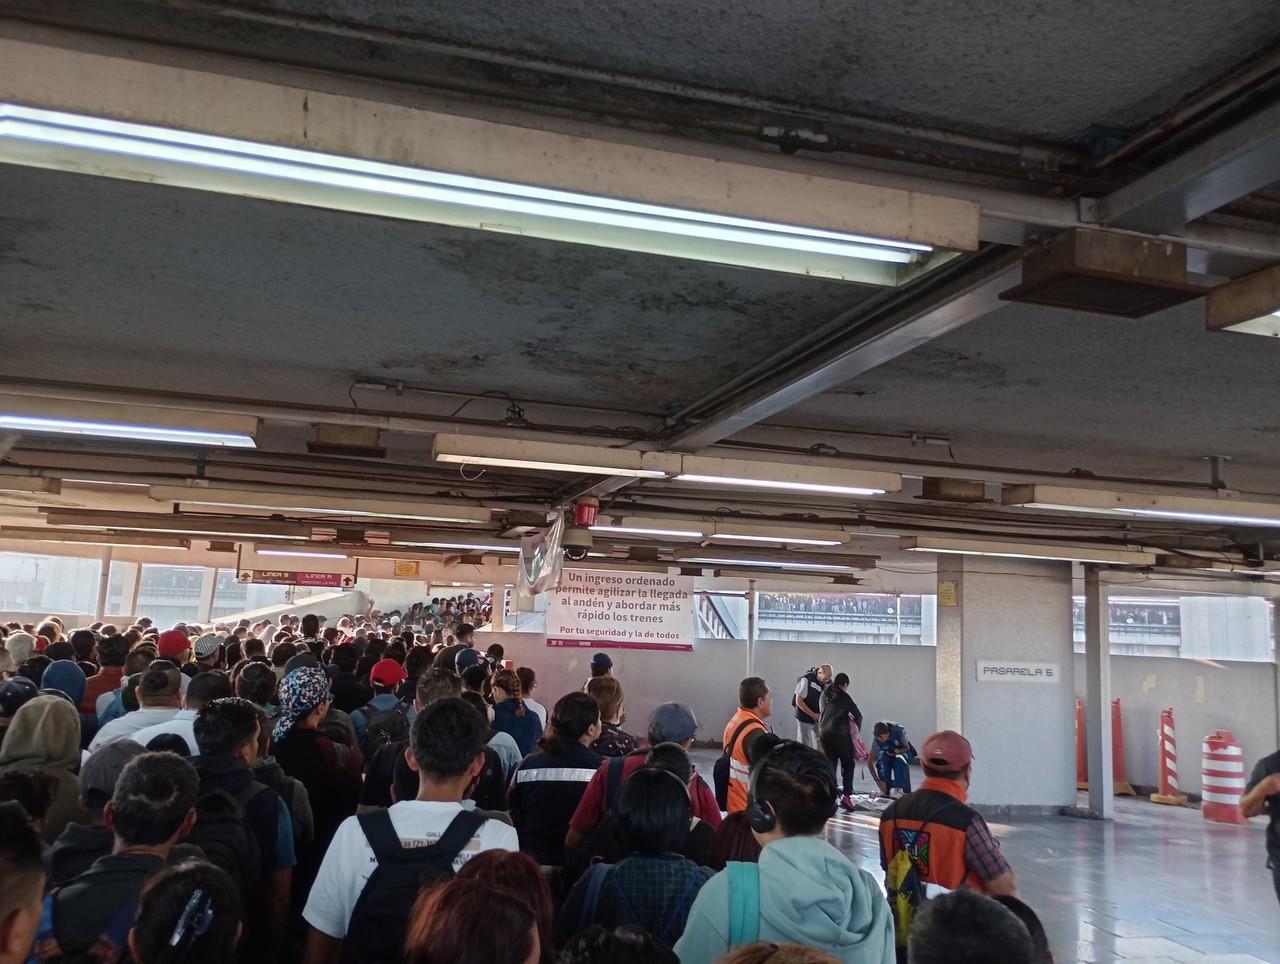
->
xmin=557 ymin=854 xmax=713 ymax=947
xmin=963 ymin=814 xmax=1011 ymax=881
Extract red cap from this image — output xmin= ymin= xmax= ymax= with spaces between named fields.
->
xmin=370 ymin=658 xmax=407 ymax=688
xmin=921 ymin=730 xmax=973 ymax=770
xmin=157 ymin=629 xmax=191 ymax=658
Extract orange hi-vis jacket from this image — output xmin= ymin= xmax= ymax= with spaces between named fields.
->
xmin=878 ymin=776 xmax=988 ymax=893
xmin=722 ymin=708 xmax=767 ymax=813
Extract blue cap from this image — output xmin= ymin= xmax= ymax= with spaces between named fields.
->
xmin=455 ymin=647 xmax=483 ymax=671
xmin=648 ymin=702 xmax=697 ymax=744
xmin=591 ymin=652 xmax=613 ymax=670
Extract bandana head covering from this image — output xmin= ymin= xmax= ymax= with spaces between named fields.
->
xmin=272 ymin=665 xmax=330 ymax=744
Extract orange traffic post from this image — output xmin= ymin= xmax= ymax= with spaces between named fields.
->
xmin=1075 ymin=698 xmax=1088 ymax=790
xmin=1201 ymin=730 xmax=1248 ymax=824
xmin=1151 ymin=707 xmax=1187 ymax=806
xmin=1112 ymin=698 xmax=1135 ymax=796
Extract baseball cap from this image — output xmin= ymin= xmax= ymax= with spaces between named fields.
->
xmin=80 ymin=740 xmax=145 ymax=805
xmin=193 ymin=634 xmax=224 ymax=659
xmin=648 ymin=702 xmax=697 ymax=745
xmin=591 ymin=652 xmax=613 ymax=671
xmin=156 ymin=629 xmax=191 ymax=658
xmin=370 ymin=658 xmax=407 ymax=688
xmin=454 ymin=648 xmax=483 ymax=672
xmin=921 ymin=730 xmax=974 ymax=770
xmin=0 ymin=677 xmax=38 ymax=717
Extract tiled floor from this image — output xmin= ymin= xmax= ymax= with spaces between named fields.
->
xmin=828 ymin=796 xmax=1279 ymax=964
xmin=690 ymin=751 xmax=1279 ymax=963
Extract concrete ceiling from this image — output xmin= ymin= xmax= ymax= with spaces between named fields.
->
xmin=6 ymin=160 xmax=1280 ymax=490
xmin=5 ymin=0 xmax=1280 ymax=145
xmin=782 ymin=298 xmax=1280 ymax=489
xmin=0 ymin=164 xmax=863 ymax=414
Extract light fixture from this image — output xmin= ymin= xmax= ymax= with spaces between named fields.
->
xmin=256 ymin=548 xmax=350 ymax=560
xmin=1205 ymin=262 xmax=1280 ymax=338
xmin=0 ymin=476 xmax=62 ymax=496
xmin=710 ymin=533 xmax=842 ymax=546
xmin=433 ymin=434 xmax=678 ymax=478
xmin=149 ymin=484 xmax=490 ymax=524
xmin=1003 ymin=484 xmax=1280 ymax=528
xmin=0 ymin=393 xmax=259 ymax=449
xmin=0 ymin=526 xmax=191 ymax=549
xmin=708 ymin=522 xmax=849 ymax=546
xmin=590 ymin=522 xmax=705 ymax=539
xmin=676 ymin=455 xmax=901 ymax=498
xmin=391 ymin=540 xmax=520 ymax=554
xmin=0 ymin=104 xmax=935 ymax=285
xmin=901 ymin=535 xmax=1157 ymax=566
xmin=43 ymin=509 xmax=311 ymax=541
xmin=673 ymin=546 xmax=874 ymax=572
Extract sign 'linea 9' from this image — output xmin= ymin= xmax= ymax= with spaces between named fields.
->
xmin=976 ymin=660 xmax=1060 ymax=683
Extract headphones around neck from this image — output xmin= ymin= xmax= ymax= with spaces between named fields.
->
xmin=745 ymin=740 xmax=839 ymax=835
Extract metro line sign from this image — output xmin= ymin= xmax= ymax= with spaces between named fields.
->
xmin=237 ymin=569 xmax=354 ymax=589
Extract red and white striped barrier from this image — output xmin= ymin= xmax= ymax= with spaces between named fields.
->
xmin=1201 ymin=730 xmax=1248 ymax=824
xmin=1151 ymin=707 xmax=1187 ymax=806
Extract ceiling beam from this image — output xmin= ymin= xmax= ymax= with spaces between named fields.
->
xmin=662 ymin=245 xmax=1025 ymax=452
xmin=1096 ymin=99 xmax=1280 ymax=234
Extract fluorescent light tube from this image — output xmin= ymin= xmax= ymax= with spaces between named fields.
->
xmin=590 ymin=525 xmax=704 ymax=538
xmin=1003 ymin=484 xmax=1280 ymax=528
xmin=902 ymin=535 xmax=1156 ymax=566
xmin=0 ymin=105 xmax=932 ymax=284
xmin=256 ymin=549 xmax=350 ymax=560
xmin=676 ymin=455 xmax=901 ymax=498
xmin=433 ymin=434 xmax=678 ymax=478
xmin=710 ymin=533 xmax=843 ymax=547
xmin=393 ymin=541 xmax=520 ymax=553
xmin=680 ymin=556 xmax=859 ymax=572
xmin=0 ymin=476 xmax=61 ymax=495
xmin=676 ymin=474 xmax=886 ymax=497
xmin=150 ymin=484 xmax=489 ymax=524
xmin=0 ymin=414 xmax=255 ymax=448
xmin=0 ymin=526 xmax=191 ymax=549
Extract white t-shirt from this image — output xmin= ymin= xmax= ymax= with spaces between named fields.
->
xmin=524 ymin=697 xmax=548 ymax=729
xmin=129 ymin=710 xmax=199 ymax=755
xmin=303 ymin=800 xmax=519 ymax=939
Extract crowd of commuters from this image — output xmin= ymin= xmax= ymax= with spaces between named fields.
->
xmin=0 ymin=596 xmax=1270 ymax=964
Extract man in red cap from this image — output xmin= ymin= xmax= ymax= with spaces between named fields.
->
xmin=878 ymin=730 xmax=1017 ymax=898
xmin=351 ymin=658 xmax=414 ymax=754
xmin=155 ymin=628 xmax=192 ymax=666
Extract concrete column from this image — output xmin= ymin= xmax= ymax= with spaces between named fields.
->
xmin=1083 ymin=566 xmax=1115 ymax=818
xmin=94 ymin=547 xmax=113 ymax=621
xmin=933 ymin=555 xmax=1075 ymax=811
xmin=120 ymin=562 xmax=141 ymax=622
xmin=197 ymin=567 xmax=217 ymax=623
xmin=491 ymin=587 xmax=510 ymax=632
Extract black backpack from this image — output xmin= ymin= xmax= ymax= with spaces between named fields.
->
xmin=713 ymin=719 xmax=760 ymax=811
xmin=186 ymin=782 xmax=269 ymax=896
xmin=359 ymin=700 xmax=412 ymax=759
xmin=342 ymin=808 xmax=487 ymax=964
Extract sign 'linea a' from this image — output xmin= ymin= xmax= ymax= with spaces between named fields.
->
xmin=237 ymin=569 xmax=355 ymax=588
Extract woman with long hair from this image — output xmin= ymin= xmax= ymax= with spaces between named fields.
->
xmin=490 ymin=669 xmax=543 ymax=757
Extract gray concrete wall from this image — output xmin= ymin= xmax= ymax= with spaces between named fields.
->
xmin=1073 ymin=653 xmax=1279 ymax=796
xmin=480 ymin=631 xmax=936 ymax=746
xmin=485 ymin=627 xmax=1280 ymax=802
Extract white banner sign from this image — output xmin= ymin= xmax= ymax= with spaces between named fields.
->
xmin=976 ymin=660 xmax=1060 ymax=683
xmin=547 ymin=569 xmax=694 ymax=652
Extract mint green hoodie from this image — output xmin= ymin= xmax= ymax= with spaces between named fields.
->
xmin=674 ymin=835 xmax=894 ymax=964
